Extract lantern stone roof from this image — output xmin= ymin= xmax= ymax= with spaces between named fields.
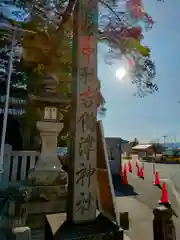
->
xmin=30 ymin=93 xmax=70 ymax=105
xmin=29 ymin=73 xmax=71 ymax=105
xmin=132 ymin=144 xmax=152 ymax=150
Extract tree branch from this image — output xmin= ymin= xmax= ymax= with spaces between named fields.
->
xmin=99 ymin=0 xmax=122 ymax=23
xmin=56 ymin=0 xmax=76 ymax=33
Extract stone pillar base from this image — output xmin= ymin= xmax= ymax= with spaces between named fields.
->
xmin=153 ymin=205 xmax=176 ymax=240
xmin=11 ymin=226 xmax=31 ymax=240
xmin=45 ymin=213 xmax=124 ymax=239
xmin=27 ymin=168 xmax=68 ymax=186
xmin=27 ymin=185 xmax=67 ymax=202
xmin=27 ymin=121 xmax=68 ymax=186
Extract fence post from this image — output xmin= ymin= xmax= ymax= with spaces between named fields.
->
xmin=153 ymin=163 xmax=155 ymax=174
xmin=153 ymin=205 xmax=176 ymax=240
xmin=113 ymin=142 xmax=121 ymax=175
xmin=0 ymin=144 xmax=12 ymax=189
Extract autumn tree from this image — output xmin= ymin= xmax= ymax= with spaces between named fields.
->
xmin=0 ymin=0 xmax=161 ymax=96
xmin=0 ymin=0 xmax=163 ymax=147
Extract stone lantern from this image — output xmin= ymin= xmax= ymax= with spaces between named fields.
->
xmin=27 ymin=74 xmax=70 ymax=186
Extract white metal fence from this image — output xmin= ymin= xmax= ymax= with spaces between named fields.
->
xmin=0 ymin=144 xmax=40 ymax=189
xmin=0 ymin=144 xmax=122 ymax=189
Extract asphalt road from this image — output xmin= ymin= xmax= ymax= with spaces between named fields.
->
xmin=125 ymin=155 xmax=180 ymax=194
xmin=113 ymin=156 xmax=180 ymax=240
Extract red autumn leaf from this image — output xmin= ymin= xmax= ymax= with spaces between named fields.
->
xmin=126 ymin=0 xmax=145 ymax=18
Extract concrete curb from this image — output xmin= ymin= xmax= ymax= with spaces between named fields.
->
xmin=124 ymin=234 xmax=131 ymax=240
xmin=170 ymin=180 xmax=180 ymax=207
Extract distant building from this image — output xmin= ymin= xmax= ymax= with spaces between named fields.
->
xmin=131 ymin=144 xmax=154 ymax=157
xmin=105 ymin=137 xmax=133 ymax=175
xmin=105 ymin=137 xmax=122 ymax=160
xmin=121 ymin=141 xmax=134 ymax=156
xmin=0 ymin=95 xmax=25 ymax=116
xmin=0 ymin=83 xmax=26 ymax=150
xmin=105 ymin=137 xmax=132 ymax=159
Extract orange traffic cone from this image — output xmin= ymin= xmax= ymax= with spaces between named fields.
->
xmin=119 ymin=166 xmax=123 ymax=177
xmin=136 ymin=160 xmax=139 ymax=168
xmin=139 ymin=167 xmax=144 ymax=179
xmin=124 ymin=163 xmax=127 ymax=172
xmin=122 ymin=164 xmax=128 ymax=184
xmin=128 ymin=160 xmax=132 ymax=173
xmin=159 ymin=183 xmax=170 ymax=205
xmin=153 ymin=171 xmax=160 ymax=186
xmin=137 ymin=165 xmax=140 ymax=176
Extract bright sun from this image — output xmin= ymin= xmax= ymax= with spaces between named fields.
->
xmin=115 ymin=68 xmax=127 ymax=80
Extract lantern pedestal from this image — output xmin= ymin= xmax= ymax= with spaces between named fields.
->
xmin=26 ymin=74 xmax=70 ymax=206
xmin=28 ymin=121 xmax=68 ymax=187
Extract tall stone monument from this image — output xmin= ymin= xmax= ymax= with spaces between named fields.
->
xmin=67 ymin=0 xmax=98 ymax=223
xmin=45 ymin=0 xmax=123 ymax=239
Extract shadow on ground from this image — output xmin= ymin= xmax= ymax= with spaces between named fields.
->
xmin=112 ymin=174 xmax=138 ymax=197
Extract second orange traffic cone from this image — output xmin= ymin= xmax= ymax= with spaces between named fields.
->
xmin=137 ymin=165 xmax=141 ymax=177
xmin=153 ymin=171 xmax=160 ymax=186
xmin=120 ymin=166 xmax=123 ymax=177
xmin=128 ymin=160 xmax=132 ymax=173
xmin=136 ymin=160 xmax=139 ymax=168
xmin=139 ymin=167 xmax=144 ymax=179
xmin=122 ymin=164 xmax=128 ymax=184
xmin=158 ymin=183 xmax=170 ymax=205
xmin=137 ymin=165 xmax=140 ymax=176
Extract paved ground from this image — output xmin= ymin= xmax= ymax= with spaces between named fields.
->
xmin=113 ymin=156 xmax=180 ymax=240
xmin=1 ymin=155 xmax=180 ymax=239
xmin=124 ymin=155 xmax=180 ymax=198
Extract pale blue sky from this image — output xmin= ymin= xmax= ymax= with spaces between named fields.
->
xmin=98 ymin=0 xmax=180 ymax=143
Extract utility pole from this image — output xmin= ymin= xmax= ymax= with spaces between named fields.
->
xmin=0 ymin=24 xmax=35 ymax=180
xmin=0 ymin=30 xmax=15 ymax=175
xmin=162 ymin=135 xmax=168 ymax=147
